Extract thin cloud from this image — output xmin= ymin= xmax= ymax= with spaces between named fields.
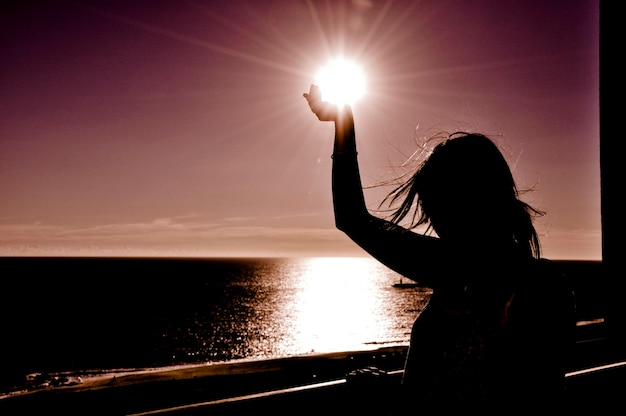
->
xmin=540 ymin=227 xmax=602 ymax=261
xmin=0 ymin=215 xmax=353 ymax=257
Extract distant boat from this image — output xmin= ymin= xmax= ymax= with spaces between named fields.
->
xmin=392 ymin=278 xmax=419 ymax=288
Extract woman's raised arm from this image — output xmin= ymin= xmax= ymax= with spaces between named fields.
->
xmin=303 ymin=84 xmax=440 ymax=284
xmin=303 ymin=84 xmax=366 ymax=229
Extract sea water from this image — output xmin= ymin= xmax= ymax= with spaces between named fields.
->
xmin=0 ymin=256 xmax=431 ymax=391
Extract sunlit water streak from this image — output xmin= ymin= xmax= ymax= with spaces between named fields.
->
xmin=284 ymin=257 xmax=422 ymax=353
xmin=191 ymin=257 xmax=431 ymax=361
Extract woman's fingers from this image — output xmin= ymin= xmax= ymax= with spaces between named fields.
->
xmin=303 ymin=84 xmax=341 ymax=121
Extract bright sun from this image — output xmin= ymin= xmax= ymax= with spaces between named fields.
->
xmin=315 ymin=58 xmax=366 ymax=107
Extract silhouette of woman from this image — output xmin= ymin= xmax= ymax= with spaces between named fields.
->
xmin=303 ymin=84 xmax=576 ymax=409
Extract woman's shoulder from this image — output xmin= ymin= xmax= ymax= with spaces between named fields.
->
xmin=515 ymin=257 xmax=576 ymax=317
xmin=526 ymin=257 xmax=568 ymax=285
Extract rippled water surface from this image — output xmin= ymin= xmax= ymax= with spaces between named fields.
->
xmin=0 ymin=256 xmax=431 ymax=390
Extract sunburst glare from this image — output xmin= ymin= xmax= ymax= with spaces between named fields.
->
xmin=315 ymin=58 xmax=367 ymax=107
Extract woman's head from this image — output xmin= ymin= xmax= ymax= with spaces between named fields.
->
xmin=385 ymin=132 xmax=543 ymax=257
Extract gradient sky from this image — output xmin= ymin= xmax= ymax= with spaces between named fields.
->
xmin=0 ymin=0 xmax=600 ymax=259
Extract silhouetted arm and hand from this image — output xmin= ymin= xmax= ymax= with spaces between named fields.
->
xmin=303 ymin=84 xmax=441 ymax=283
xmin=303 ymin=84 xmax=364 ymax=228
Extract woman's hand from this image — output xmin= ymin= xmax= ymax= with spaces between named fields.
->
xmin=303 ymin=84 xmax=341 ymax=122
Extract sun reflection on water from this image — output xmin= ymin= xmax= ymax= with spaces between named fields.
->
xmin=273 ymin=257 xmax=431 ymax=355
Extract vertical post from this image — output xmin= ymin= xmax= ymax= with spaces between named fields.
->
xmin=599 ymin=4 xmax=623 ymax=341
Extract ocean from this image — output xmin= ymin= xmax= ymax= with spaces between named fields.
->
xmin=0 ymin=256 xmax=431 ymax=393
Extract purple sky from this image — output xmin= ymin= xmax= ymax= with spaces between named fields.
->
xmin=0 ymin=0 xmax=600 ymax=259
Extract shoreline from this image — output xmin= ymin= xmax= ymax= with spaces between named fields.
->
xmin=0 ymin=345 xmax=409 ymax=400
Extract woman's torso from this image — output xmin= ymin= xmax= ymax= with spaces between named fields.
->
xmin=400 ymin=257 xmax=575 ymax=405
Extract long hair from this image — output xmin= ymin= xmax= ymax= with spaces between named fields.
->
xmin=382 ymin=132 xmax=544 ymax=258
